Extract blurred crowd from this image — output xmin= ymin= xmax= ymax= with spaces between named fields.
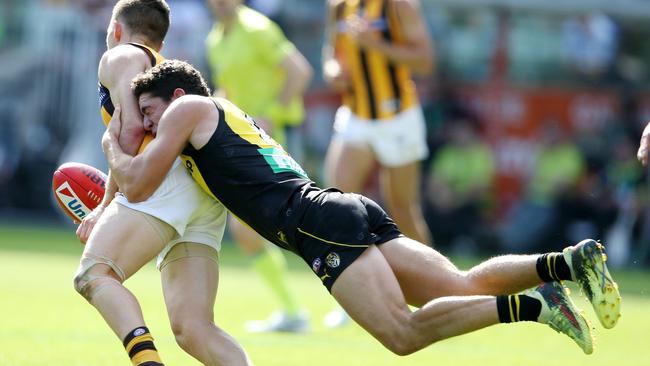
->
xmin=1 ymin=0 xmax=649 ymax=265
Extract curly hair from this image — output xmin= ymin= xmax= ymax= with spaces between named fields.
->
xmin=131 ymin=60 xmax=211 ymax=100
xmin=113 ymin=0 xmax=170 ymax=47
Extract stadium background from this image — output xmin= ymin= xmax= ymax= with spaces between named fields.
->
xmin=2 ymin=0 xmax=650 ymax=262
xmin=1 ymin=1 xmax=650 ymax=365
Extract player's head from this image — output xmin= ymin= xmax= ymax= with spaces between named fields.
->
xmin=207 ymin=0 xmax=243 ymax=20
xmin=131 ymin=60 xmax=210 ymax=134
xmin=107 ymin=0 xmax=170 ymax=50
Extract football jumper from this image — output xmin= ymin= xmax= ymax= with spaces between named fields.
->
xmin=181 ymin=98 xmax=403 ymax=290
xmin=334 ymin=0 xmax=418 ymax=120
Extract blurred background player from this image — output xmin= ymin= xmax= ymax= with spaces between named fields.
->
xmin=320 ymin=0 xmax=434 ymax=327
xmin=205 ymin=0 xmax=313 ymax=333
xmin=74 ymin=1 xmax=252 ymax=365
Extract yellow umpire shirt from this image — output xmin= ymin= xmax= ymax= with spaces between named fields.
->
xmin=205 ymin=6 xmax=305 ymax=144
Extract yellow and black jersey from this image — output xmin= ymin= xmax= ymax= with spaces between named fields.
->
xmin=181 ymin=98 xmax=313 ymax=250
xmin=98 ymin=43 xmax=164 ymax=152
xmin=334 ymin=0 xmax=418 ymax=120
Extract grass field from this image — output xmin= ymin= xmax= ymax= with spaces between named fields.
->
xmin=1 ymin=223 xmax=649 ymax=366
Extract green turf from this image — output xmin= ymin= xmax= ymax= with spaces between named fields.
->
xmin=1 ymin=224 xmax=649 ymax=365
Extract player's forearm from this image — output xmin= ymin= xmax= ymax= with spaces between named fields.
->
xmin=103 ymin=134 xmax=152 ymax=202
xmin=278 ymin=53 xmax=313 ymax=106
xmin=364 ymin=39 xmax=434 ymax=75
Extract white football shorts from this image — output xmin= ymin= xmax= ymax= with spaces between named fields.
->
xmin=332 ymin=105 xmax=429 ymax=167
xmin=113 ymin=158 xmax=226 ymax=269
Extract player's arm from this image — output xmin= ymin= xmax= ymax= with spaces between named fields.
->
xmin=75 ymin=48 xmax=151 ymax=241
xmin=258 ymin=24 xmax=313 ymax=124
xmin=102 ymin=97 xmax=205 ymax=202
xmin=322 ymin=0 xmax=349 ymax=91
xmin=277 ymin=49 xmax=313 ymax=108
xmin=262 ymin=49 xmax=313 ymax=130
xmin=99 ymin=46 xmax=152 ymax=155
xmin=348 ymin=0 xmax=434 ymax=75
xmin=638 ymin=121 xmax=650 ymax=166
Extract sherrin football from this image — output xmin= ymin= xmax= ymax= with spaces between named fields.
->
xmin=52 ymin=162 xmax=107 ymax=223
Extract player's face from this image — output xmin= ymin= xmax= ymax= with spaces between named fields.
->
xmin=208 ymin=0 xmax=242 ymax=19
xmin=138 ymin=93 xmax=171 ymax=137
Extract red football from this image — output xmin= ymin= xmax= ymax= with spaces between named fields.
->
xmin=52 ymin=162 xmax=107 ymax=223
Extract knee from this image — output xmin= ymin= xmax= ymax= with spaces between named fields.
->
xmin=464 ymin=267 xmax=502 ymax=294
xmin=386 ymin=198 xmax=420 ymax=221
xmin=375 ymin=325 xmax=430 ymax=356
xmin=382 ymin=335 xmax=427 ymax=356
xmin=170 ymin=317 xmax=208 ymax=351
xmin=73 ymin=259 xmax=123 ymax=301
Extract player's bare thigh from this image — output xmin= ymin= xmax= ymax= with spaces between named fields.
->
xmin=380 ymin=162 xmax=421 ymax=211
xmin=81 ymin=201 xmax=175 ymax=281
xmin=379 ymin=162 xmax=432 ymax=244
xmin=160 ymin=242 xmax=220 ymax=325
xmin=331 ymin=245 xmax=413 ymax=347
xmin=377 ymin=237 xmax=470 ymax=307
xmin=324 ymin=138 xmax=376 ymax=191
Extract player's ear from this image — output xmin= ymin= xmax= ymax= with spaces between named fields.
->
xmin=172 ymin=88 xmax=186 ymax=99
xmin=113 ymin=21 xmax=122 ymax=42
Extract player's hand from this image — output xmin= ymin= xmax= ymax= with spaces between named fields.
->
xmin=637 ymin=121 xmax=650 ymax=166
xmin=102 ymin=104 xmax=121 ymax=152
xmin=323 ymin=59 xmax=350 ymax=92
xmin=346 ymin=15 xmax=377 ymax=49
xmin=75 ymin=205 xmax=106 ymax=244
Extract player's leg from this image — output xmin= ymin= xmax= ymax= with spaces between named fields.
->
xmin=160 ymin=243 xmax=253 ymax=366
xmin=331 ymin=245 xmax=496 ymax=354
xmin=377 ymin=236 xmax=541 ymax=306
xmin=332 ymin=244 xmax=593 ymax=355
xmin=228 ymin=216 xmax=308 ymax=333
xmin=73 ymin=201 xmax=175 ymax=365
xmin=324 ymin=138 xmax=376 ymax=193
xmin=378 ymin=236 xmax=622 ymax=328
xmin=322 ymin=123 xmax=376 ymax=328
xmin=373 ymin=106 xmax=431 ymax=245
xmin=380 ymin=162 xmax=432 ymax=245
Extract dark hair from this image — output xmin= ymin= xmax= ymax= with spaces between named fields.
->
xmin=113 ymin=0 xmax=170 ymax=47
xmin=131 ymin=59 xmax=211 ymax=100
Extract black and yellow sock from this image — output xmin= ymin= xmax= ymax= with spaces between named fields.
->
xmin=536 ymin=253 xmax=572 ymax=282
xmin=496 ymin=294 xmax=542 ymax=323
xmin=123 ymin=326 xmax=164 ymax=366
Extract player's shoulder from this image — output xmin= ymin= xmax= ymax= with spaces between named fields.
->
xmin=99 ymin=45 xmax=150 ymax=73
xmin=99 ymin=44 xmax=153 ymax=85
xmin=239 ymin=6 xmax=275 ymax=32
xmin=101 ymin=44 xmax=152 ymax=64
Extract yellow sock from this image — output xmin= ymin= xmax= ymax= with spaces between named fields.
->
xmin=123 ymin=327 xmax=164 ymax=366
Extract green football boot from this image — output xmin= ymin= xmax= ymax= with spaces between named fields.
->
xmin=563 ymin=239 xmax=621 ymax=329
xmin=527 ymin=282 xmax=594 ymax=354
